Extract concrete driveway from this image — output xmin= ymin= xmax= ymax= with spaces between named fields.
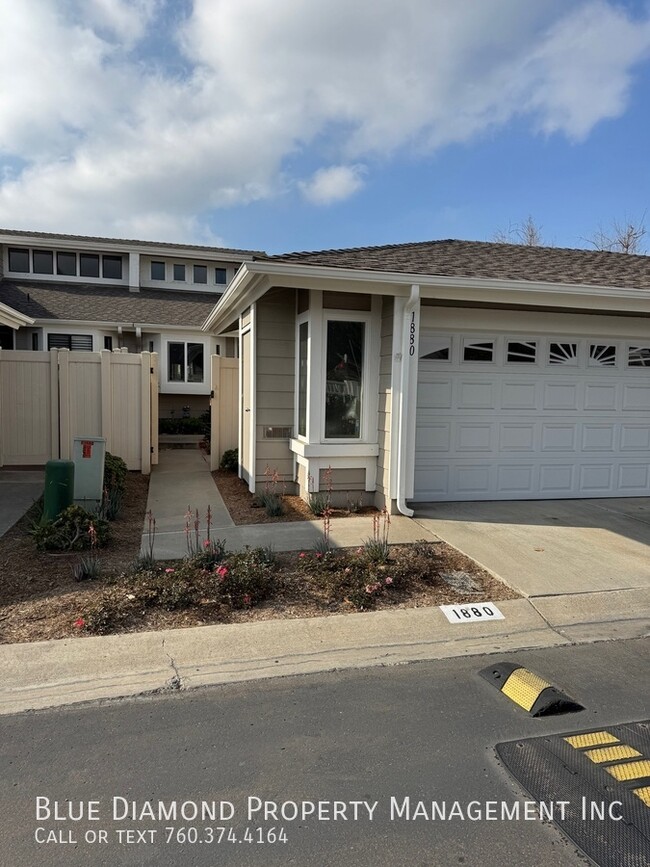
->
xmin=413 ymin=497 xmax=650 ymax=597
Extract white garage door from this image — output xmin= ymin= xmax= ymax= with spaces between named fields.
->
xmin=415 ymin=332 xmax=650 ymax=501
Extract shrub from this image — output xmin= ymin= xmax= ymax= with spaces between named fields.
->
xmin=158 ymin=417 xmax=207 ymax=435
xmin=187 ymin=537 xmax=227 ymax=570
xmin=215 ymin=547 xmax=275 ymax=608
xmin=31 ymin=506 xmax=109 ymax=552
xmin=257 ymin=491 xmax=284 ymax=517
xmin=72 ymin=553 xmax=101 ymax=582
xmin=308 ymin=492 xmax=329 ymax=517
xmin=97 ymin=485 xmax=123 ymax=521
xmin=220 ymin=448 xmax=239 ymax=471
xmin=103 ymin=453 xmax=128 ymax=493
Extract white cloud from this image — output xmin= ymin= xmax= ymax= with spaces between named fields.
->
xmin=0 ymin=0 xmax=648 ymax=240
xmin=299 ymin=165 xmax=366 ymax=205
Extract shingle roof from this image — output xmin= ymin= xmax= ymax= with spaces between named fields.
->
xmin=0 ymin=227 xmax=263 ymax=257
xmin=0 ymin=281 xmax=219 ymax=327
xmin=266 ymin=239 xmax=650 ymax=291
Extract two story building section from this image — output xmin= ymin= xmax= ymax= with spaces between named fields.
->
xmin=0 ymin=229 xmax=262 ymax=418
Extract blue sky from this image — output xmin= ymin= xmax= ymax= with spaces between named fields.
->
xmin=0 ymin=0 xmax=649 ymax=254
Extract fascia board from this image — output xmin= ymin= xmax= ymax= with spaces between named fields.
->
xmin=32 ymin=317 xmax=209 ymax=332
xmin=0 ymin=301 xmax=34 ymax=328
xmin=203 ymin=259 xmax=650 ymax=333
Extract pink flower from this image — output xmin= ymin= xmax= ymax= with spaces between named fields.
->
xmin=216 ymin=566 xmax=228 ymax=581
xmin=165 ymin=568 xmax=175 ymax=574
xmin=365 ymin=584 xmax=374 ymax=594
xmin=243 ymin=594 xmax=251 ymax=605
xmin=203 ymin=539 xmax=211 ymax=548
xmin=315 ymin=552 xmax=322 ymax=559
xmin=299 ymin=552 xmax=306 ymax=559
xmin=73 ymin=617 xmax=85 ymax=628
xmin=385 ymin=576 xmax=393 ymax=585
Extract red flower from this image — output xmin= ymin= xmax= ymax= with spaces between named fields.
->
xmin=73 ymin=617 xmax=85 ymax=628
xmin=243 ymin=594 xmax=251 ymax=605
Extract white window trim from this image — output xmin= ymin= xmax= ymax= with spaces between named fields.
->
xmin=294 ymin=312 xmax=310 ymax=442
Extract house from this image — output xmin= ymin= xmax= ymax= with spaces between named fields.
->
xmin=202 ymin=240 xmax=650 ymax=514
xmin=0 ymin=229 xmax=261 ymax=420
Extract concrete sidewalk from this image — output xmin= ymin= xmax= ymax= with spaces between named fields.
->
xmin=143 ymin=449 xmax=430 ymax=558
xmin=1 ymin=589 xmax=647 ymax=715
xmin=0 ymin=469 xmax=44 ymax=538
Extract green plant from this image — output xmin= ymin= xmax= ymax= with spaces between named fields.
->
xmin=158 ymin=417 xmax=207 ymax=435
xmin=363 ymin=510 xmax=391 ymax=563
xmin=31 ymin=506 xmax=109 ymax=552
xmin=257 ymin=491 xmax=284 ymax=517
xmin=219 ymin=448 xmax=239 ymax=471
xmin=97 ymin=485 xmax=124 ymax=521
xmin=188 ymin=537 xmax=227 ymax=570
xmin=103 ymin=453 xmax=128 ymax=493
xmin=308 ymin=491 xmax=328 ymax=516
xmin=215 ymin=547 xmax=275 ymax=608
xmin=72 ymin=553 xmax=101 ymax=581
xmin=346 ymin=492 xmax=364 ymax=514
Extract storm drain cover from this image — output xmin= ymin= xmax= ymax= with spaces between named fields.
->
xmin=497 ymin=720 xmax=650 ymax=867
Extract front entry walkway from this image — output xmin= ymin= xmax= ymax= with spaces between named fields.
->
xmin=0 ymin=469 xmax=44 ymax=538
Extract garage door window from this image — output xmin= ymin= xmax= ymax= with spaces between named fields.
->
xmin=549 ymin=343 xmax=578 ymax=365
xmin=507 ymin=341 xmax=536 ymax=363
xmin=628 ymin=347 xmax=650 ymax=367
xmin=462 ymin=340 xmax=494 ymax=362
xmin=589 ymin=344 xmax=617 ymax=367
xmin=420 ymin=336 xmax=451 ymax=360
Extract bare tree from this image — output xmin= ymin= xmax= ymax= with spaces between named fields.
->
xmin=583 ymin=214 xmax=647 ymax=254
xmin=492 ymin=215 xmax=545 ymax=246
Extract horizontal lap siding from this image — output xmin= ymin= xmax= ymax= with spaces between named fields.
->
xmin=255 ymin=290 xmax=296 ymax=484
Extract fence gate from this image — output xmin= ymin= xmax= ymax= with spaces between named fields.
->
xmin=210 ymin=355 xmax=239 ymax=471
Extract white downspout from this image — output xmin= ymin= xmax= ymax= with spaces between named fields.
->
xmin=396 ymin=284 xmax=420 ymax=516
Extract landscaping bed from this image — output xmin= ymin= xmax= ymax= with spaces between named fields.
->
xmin=212 ymin=469 xmax=378 ymax=525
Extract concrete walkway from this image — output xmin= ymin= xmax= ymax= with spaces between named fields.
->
xmin=143 ymin=449 xmax=430 ymax=558
xmin=0 ymin=469 xmax=44 ymax=538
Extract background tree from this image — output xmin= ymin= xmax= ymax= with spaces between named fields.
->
xmin=583 ymin=214 xmax=647 ymax=254
xmin=492 ymin=215 xmax=545 ymax=246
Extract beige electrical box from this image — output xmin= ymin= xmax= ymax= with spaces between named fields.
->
xmin=72 ymin=436 xmax=106 ymax=510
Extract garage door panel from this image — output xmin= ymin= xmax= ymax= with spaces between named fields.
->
xmin=415 ymin=331 xmax=650 ymax=501
xmin=501 ymin=381 xmax=537 ymax=409
xmin=499 ymin=423 xmax=536 ymax=451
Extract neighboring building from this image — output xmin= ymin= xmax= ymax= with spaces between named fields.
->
xmin=0 ymin=229 xmax=261 ymax=418
xmin=203 ymin=240 xmax=650 ymax=511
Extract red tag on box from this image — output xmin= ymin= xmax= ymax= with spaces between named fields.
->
xmin=81 ymin=440 xmax=93 ymax=459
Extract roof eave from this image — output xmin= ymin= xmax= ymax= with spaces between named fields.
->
xmin=0 ymin=301 xmax=35 ymax=329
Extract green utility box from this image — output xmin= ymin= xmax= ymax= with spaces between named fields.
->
xmin=43 ymin=460 xmax=75 ymax=522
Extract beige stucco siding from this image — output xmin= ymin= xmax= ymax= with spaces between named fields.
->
xmin=255 ymin=288 xmax=296 ymax=484
xmin=376 ymin=296 xmax=394 ymax=505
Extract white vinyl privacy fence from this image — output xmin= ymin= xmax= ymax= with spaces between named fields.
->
xmin=0 ymin=349 xmax=159 ymax=471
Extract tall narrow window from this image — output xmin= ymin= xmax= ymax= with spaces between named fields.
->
xmin=187 ymin=343 xmax=204 ymax=382
xmin=325 ymin=321 xmax=364 ymax=439
xmin=168 ymin=342 xmax=185 ymax=381
xmin=298 ymin=322 xmax=308 ymax=437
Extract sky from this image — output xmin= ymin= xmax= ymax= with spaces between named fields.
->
xmin=0 ymin=0 xmax=649 ymax=254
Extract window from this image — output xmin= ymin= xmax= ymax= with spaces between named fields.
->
xmin=80 ymin=253 xmax=100 ymax=278
xmin=589 ymin=344 xmax=616 ymax=367
xmin=507 ymin=341 xmax=537 ymax=363
xmin=549 ymin=343 xmax=578 ymax=365
xmin=0 ymin=326 xmax=14 ymax=349
xmin=193 ymin=265 xmax=207 ymax=284
xmin=47 ymin=333 xmax=93 ymax=351
xmin=102 ymin=255 xmax=122 ymax=280
xmin=151 ymin=261 xmax=165 ymax=280
xmin=8 ymin=247 xmax=29 ymax=272
xmin=215 ymin=267 xmax=227 ymax=285
xmin=33 ymin=250 xmax=54 ymax=274
xmin=57 ymin=251 xmax=77 ymax=276
xmin=32 ymin=333 xmax=39 ymax=351
xmin=104 ymin=336 xmax=113 ymax=350
xmin=420 ymin=336 xmax=451 ymax=361
xmin=168 ymin=341 xmax=204 ymax=382
xmin=173 ymin=264 xmax=185 ymax=281
xmin=325 ymin=320 xmax=364 ymax=439
xmin=628 ymin=346 xmax=650 ymax=367
xmin=463 ymin=339 xmax=494 ymax=362
xmin=298 ymin=322 xmax=308 ymax=437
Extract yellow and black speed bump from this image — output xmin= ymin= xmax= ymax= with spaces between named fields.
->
xmin=479 ymin=661 xmax=584 ymax=716
xmin=497 ymin=720 xmax=650 ymax=867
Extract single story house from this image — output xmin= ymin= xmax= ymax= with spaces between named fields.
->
xmin=0 ymin=229 xmax=260 ymax=419
xmin=202 ymin=240 xmax=650 ymax=514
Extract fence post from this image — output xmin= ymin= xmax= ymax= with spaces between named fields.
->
xmin=140 ymin=352 xmax=151 ymax=475
xmin=150 ymin=352 xmax=159 ymax=466
xmin=210 ymin=354 xmax=220 ymax=471
xmin=58 ymin=349 xmax=71 ymax=460
xmin=100 ymin=349 xmax=113 ymax=454
xmin=49 ymin=349 xmax=60 ymax=459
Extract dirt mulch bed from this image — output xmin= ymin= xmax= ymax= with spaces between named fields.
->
xmin=0 ymin=539 xmax=519 ymax=645
xmin=0 ymin=473 xmax=149 ymax=642
xmin=212 ymin=469 xmax=378 ymax=525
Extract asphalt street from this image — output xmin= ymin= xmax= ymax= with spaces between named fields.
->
xmin=1 ymin=638 xmax=648 ymax=867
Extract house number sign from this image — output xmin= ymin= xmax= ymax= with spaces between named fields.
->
xmin=439 ymin=602 xmax=505 ymax=623
xmin=409 ymin=311 xmax=416 ymax=356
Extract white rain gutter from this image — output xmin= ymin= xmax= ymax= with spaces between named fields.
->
xmin=395 ymin=284 xmax=420 ymax=517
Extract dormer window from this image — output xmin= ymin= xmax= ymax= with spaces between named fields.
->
xmin=215 ymin=267 xmax=227 ymax=285
xmin=80 ymin=253 xmax=100 ymax=278
xmin=194 ymin=265 xmax=207 ymax=284
xmin=57 ymin=252 xmax=77 ymax=276
xmin=8 ymin=247 xmax=29 ymax=272
xmin=102 ymin=255 xmax=122 ymax=280
xmin=33 ymin=250 xmax=54 ymax=274
xmin=151 ymin=261 xmax=165 ymax=280
xmin=173 ymin=263 xmax=185 ymax=281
